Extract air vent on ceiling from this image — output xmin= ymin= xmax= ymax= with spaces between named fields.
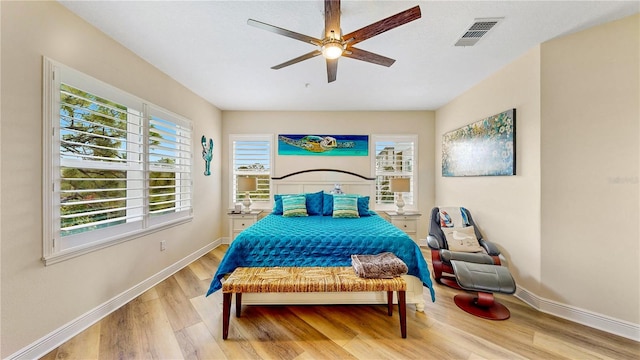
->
xmin=454 ymin=17 xmax=503 ymax=47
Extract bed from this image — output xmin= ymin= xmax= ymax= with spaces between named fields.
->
xmin=206 ymin=170 xmax=435 ymax=311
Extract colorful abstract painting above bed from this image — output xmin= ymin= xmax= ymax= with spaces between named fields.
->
xmin=206 ymin=212 xmax=436 ymax=302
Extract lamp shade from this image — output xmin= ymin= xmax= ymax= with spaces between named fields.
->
xmin=237 ymin=176 xmax=257 ymax=192
xmin=390 ymin=178 xmax=410 ymax=193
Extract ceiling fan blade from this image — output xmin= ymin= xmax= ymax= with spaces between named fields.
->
xmin=324 ymin=0 xmax=341 ymax=38
xmin=343 ymin=47 xmax=396 ymax=67
xmin=271 ymin=50 xmax=322 ymax=70
xmin=342 ymin=5 xmax=421 ymax=46
xmin=326 ymin=58 xmax=338 ymax=83
xmin=248 ymin=19 xmax=322 ymax=46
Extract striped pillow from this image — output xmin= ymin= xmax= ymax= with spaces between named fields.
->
xmin=282 ymin=194 xmax=308 ymax=217
xmin=332 ymin=195 xmax=360 ymax=218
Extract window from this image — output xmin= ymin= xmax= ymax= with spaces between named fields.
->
xmin=43 ymin=58 xmax=192 ymax=264
xmin=229 ymin=135 xmax=273 ymax=208
xmin=372 ymin=135 xmax=418 ymax=209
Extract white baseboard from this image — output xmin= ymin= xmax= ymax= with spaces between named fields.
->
xmin=515 ymin=286 xmax=640 ymax=342
xmin=7 ymin=239 xmax=221 ymax=360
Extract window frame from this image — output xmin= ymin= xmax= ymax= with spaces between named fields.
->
xmin=371 ymin=134 xmax=419 ymax=211
xmin=42 ymin=57 xmax=193 ymax=265
xmin=228 ymin=134 xmax=274 ymax=210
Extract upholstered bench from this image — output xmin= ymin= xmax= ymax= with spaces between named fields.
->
xmin=450 ymin=260 xmax=516 ymax=320
xmin=221 ymin=266 xmax=407 ymax=339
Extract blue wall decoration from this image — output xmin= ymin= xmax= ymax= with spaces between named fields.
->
xmin=201 ymin=135 xmax=213 ymax=176
xmin=442 ymin=109 xmax=516 ymax=177
xmin=278 ymin=134 xmax=368 ymax=156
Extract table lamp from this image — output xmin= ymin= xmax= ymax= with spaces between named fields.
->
xmin=389 ymin=178 xmax=410 ymax=214
xmin=237 ymin=176 xmax=257 ymax=213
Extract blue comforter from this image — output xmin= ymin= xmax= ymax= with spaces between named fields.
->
xmin=206 ymin=213 xmax=435 ymax=301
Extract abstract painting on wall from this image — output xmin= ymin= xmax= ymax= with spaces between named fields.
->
xmin=278 ymin=134 xmax=369 ymax=156
xmin=442 ymin=109 xmax=516 ymax=176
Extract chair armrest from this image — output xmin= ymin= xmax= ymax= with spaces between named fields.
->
xmin=479 ymin=239 xmax=501 ymax=256
xmin=441 ymin=250 xmax=495 ymax=265
xmin=426 ymin=235 xmax=441 ymax=250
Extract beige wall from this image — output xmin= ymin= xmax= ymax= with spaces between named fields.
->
xmin=222 ymin=111 xmax=436 ymax=239
xmin=540 ymin=14 xmax=639 ymax=323
xmin=436 ymin=13 xmax=639 ymax=329
xmin=1 ymin=1 xmax=222 ymax=357
xmin=435 ymin=47 xmax=543 ymax=292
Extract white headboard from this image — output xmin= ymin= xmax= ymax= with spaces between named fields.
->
xmin=272 ymin=169 xmax=376 ymax=198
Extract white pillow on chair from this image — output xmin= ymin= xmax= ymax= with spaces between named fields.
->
xmin=442 ymin=226 xmax=483 ymax=253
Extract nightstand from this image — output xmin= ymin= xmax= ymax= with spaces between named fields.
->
xmin=384 ymin=211 xmax=421 ymax=243
xmin=228 ymin=210 xmax=263 ymax=242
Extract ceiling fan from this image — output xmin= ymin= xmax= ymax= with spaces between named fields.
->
xmin=248 ymin=0 xmax=421 ymax=83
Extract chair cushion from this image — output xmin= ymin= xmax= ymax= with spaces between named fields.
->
xmin=442 ymin=226 xmax=484 ymax=253
xmin=450 ymin=260 xmax=516 ymax=294
xmin=441 ymin=249 xmax=494 ymax=265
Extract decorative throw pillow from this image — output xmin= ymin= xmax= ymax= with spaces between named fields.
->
xmin=272 ymin=194 xmax=285 ymax=215
xmin=323 ymin=192 xmax=334 ymax=215
xmin=282 ymin=194 xmax=308 ymax=217
xmin=442 ymin=226 xmax=483 ymax=253
xmin=333 ymin=195 xmax=359 ymax=218
xmin=324 ymin=193 xmax=370 ymax=216
xmin=272 ymin=194 xmax=295 ymax=215
xmin=305 ymin=191 xmax=324 ymax=216
xmin=357 ymin=196 xmax=371 ymax=217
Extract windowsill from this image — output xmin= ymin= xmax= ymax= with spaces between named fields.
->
xmin=42 ymin=216 xmax=193 ymax=266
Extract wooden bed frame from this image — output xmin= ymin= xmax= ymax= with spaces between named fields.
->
xmin=238 ymin=169 xmax=427 ymax=312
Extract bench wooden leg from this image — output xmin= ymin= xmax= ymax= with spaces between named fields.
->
xmin=398 ymin=290 xmax=407 ymax=338
xmin=222 ymin=292 xmax=231 ymax=340
xmin=387 ymin=291 xmax=393 ymax=316
xmin=236 ymin=293 xmax=242 ymax=317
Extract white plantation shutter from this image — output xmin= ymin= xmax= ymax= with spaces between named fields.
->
xmin=58 ymin=84 xmax=144 ymax=240
xmin=230 ymin=135 xmax=272 ymax=206
xmin=148 ymin=108 xmax=193 ymax=224
xmin=372 ymin=135 xmax=418 ymax=209
xmin=43 ymin=58 xmax=192 ymax=264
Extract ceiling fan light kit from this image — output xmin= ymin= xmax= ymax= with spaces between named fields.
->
xmin=321 ymin=41 xmax=344 ymax=60
xmin=247 ymin=0 xmax=422 ymax=83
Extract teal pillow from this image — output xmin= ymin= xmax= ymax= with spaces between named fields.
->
xmin=333 ymin=195 xmax=359 ymax=218
xmin=305 ymin=191 xmax=324 ymax=216
xmin=323 ymin=193 xmax=334 ymax=215
xmin=357 ymin=196 xmax=371 ymax=217
xmin=324 ymin=193 xmax=371 ymax=216
xmin=275 ymin=192 xmax=323 ymax=216
xmin=273 ymin=194 xmax=285 ymax=215
xmin=282 ymin=194 xmax=308 ymax=217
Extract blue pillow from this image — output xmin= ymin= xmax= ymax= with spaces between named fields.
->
xmin=305 ymin=191 xmax=324 ymax=216
xmin=357 ymin=196 xmax=371 ymax=217
xmin=272 ymin=194 xmax=285 ymax=215
xmin=323 ymin=193 xmax=334 ymax=215
xmin=333 ymin=194 xmax=360 ymax=218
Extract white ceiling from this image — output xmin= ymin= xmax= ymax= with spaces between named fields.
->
xmin=59 ymin=1 xmax=639 ymax=111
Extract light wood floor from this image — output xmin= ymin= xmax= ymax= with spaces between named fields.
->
xmin=42 ymin=245 xmax=639 ymax=360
